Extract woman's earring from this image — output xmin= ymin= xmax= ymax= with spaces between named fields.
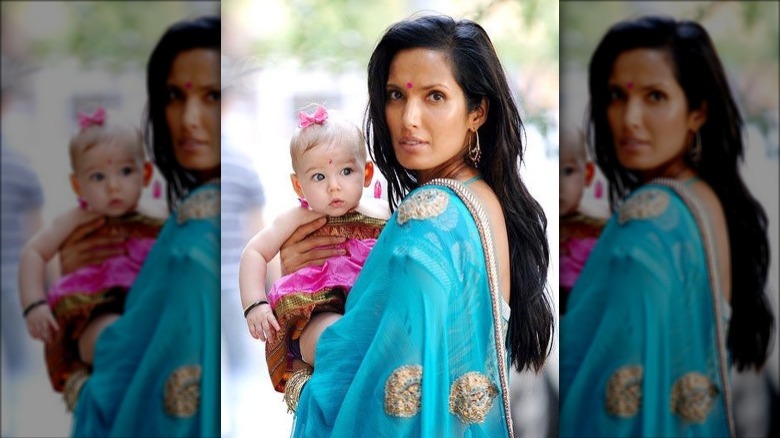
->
xmin=689 ymin=130 xmax=702 ymax=165
xmin=468 ymin=130 xmax=482 ymax=167
xmin=78 ymin=197 xmax=89 ymax=210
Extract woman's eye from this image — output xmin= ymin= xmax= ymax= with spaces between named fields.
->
xmin=648 ymin=90 xmax=665 ymax=102
xmin=429 ymin=91 xmax=445 ymax=102
xmin=167 ymin=88 xmax=183 ymax=101
xmin=313 ymin=174 xmax=325 ymax=182
xmin=387 ymin=90 xmax=403 ymax=100
xmin=206 ymin=90 xmax=221 ymax=102
xmin=608 ymin=88 xmax=624 ymax=101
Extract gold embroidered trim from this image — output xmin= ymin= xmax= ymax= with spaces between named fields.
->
xmin=396 ymin=189 xmax=449 ymax=225
xmin=177 ymin=186 xmax=220 ymax=224
xmin=651 ymin=178 xmax=734 ymax=436
xmin=426 ymin=178 xmax=513 ymax=436
xmin=671 ymin=372 xmax=718 ymax=423
xmin=618 ymin=189 xmax=670 ymax=225
xmin=63 ymin=368 xmax=90 ymax=413
xmin=605 ymin=365 xmax=643 ymax=417
xmin=384 ymin=365 xmax=423 ymax=418
xmin=164 ymin=365 xmax=201 ymax=417
xmin=448 ymin=372 xmax=498 ymax=424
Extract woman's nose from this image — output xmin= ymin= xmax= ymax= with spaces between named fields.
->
xmin=402 ymin=99 xmax=420 ymax=128
xmin=182 ymin=98 xmax=201 ymax=129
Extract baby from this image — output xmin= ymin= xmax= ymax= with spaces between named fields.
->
xmin=239 ymin=106 xmax=389 ymax=393
xmin=559 ymin=123 xmax=605 ymax=314
xmin=18 ymin=107 xmax=163 ymax=404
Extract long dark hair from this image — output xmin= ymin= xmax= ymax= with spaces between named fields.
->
xmin=145 ymin=15 xmax=219 ymax=212
xmin=588 ymin=16 xmax=773 ymax=370
xmin=366 ymin=14 xmax=553 ymax=373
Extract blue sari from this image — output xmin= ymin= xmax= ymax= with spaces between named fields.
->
xmin=292 ymin=179 xmax=514 ymax=437
xmin=560 ymin=179 xmax=733 ymax=437
xmin=72 ymin=182 xmax=220 ymax=437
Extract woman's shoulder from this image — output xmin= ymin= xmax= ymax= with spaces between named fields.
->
xmin=617 ymin=182 xmax=692 ymax=227
xmin=176 ymin=182 xmax=220 ymax=225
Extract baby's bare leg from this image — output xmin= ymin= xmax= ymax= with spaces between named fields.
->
xmin=299 ymin=312 xmax=341 ymax=366
xmin=78 ymin=313 xmax=120 ymax=364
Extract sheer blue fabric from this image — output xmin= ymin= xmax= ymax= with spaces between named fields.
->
xmin=72 ymin=183 xmax=220 ymax=437
xmin=560 ymin=181 xmax=732 ymax=437
xmin=292 ymin=182 xmax=512 ymax=437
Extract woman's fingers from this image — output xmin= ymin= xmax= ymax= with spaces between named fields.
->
xmin=62 ymin=217 xmax=105 ymax=246
xmin=287 ymin=217 xmax=327 ymax=244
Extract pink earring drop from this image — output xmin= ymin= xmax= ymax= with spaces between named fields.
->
xmin=78 ymin=197 xmax=89 ymax=210
xmin=374 ymin=180 xmax=382 ymax=199
xmin=152 ymin=180 xmax=162 ymax=199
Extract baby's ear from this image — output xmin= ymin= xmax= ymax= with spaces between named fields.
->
xmin=290 ymin=173 xmax=305 ymax=198
xmin=363 ymin=162 xmax=374 ymax=187
xmin=70 ymin=174 xmax=82 ymax=197
xmin=142 ymin=162 xmax=154 ymax=186
xmin=584 ymin=161 xmax=595 ymax=187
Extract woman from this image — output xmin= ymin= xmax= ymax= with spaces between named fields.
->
xmin=560 ymin=16 xmax=774 ymax=437
xmin=282 ymin=15 xmax=554 ymax=437
xmin=70 ymin=16 xmax=220 ymax=437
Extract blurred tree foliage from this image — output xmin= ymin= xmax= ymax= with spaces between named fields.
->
xmin=4 ymin=1 xmax=217 ymax=73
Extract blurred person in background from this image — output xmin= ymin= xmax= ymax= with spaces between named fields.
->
xmin=220 ymin=53 xmax=268 ymax=438
xmin=1 ymin=50 xmax=46 ymax=437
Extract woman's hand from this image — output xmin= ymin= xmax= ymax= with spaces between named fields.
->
xmin=246 ymin=303 xmax=281 ymax=342
xmin=59 ymin=217 xmax=127 ymax=275
xmin=25 ymin=304 xmax=59 ymax=343
xmin=279 ymin=217 xmax=346 ymax=275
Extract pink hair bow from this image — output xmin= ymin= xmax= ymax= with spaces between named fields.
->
xmin=78 ymin=107 xmax=106 ymax=130
xmin=297 ymin=106 xmax=328 ymax=129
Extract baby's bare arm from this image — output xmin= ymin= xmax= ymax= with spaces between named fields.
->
xmin=238 ymin=207 xmax=324 ymax=340
xmin=19 ymin=208 xmax=100 ymax=341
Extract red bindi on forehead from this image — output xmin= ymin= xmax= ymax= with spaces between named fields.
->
xmin=626 ymin=81 xmax=634 ymax=89
xmin=328 ymin=159 xmax=333 ymax=165
xmin=185 ymin=82 xmax=192 ymax=89
xmin=406 ymin=82 xmax=413 ymax=89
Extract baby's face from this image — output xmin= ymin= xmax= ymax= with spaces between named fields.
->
xmin=292 ymin=141 xmax=369 ymax=216
xmin=559 ymin=145 xmax=587 ymax=216
xmin=72 ymin=141 xmax=149 ymax=217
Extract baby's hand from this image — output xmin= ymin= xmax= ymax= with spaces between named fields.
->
xmin=246 ymin=303 xmax=280 ymax=342
xmin=25 ymin=303 xmax=60 ymax=343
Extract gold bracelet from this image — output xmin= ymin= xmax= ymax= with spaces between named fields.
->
xmin=283 ymin=367 xmax=313 ymax=413
xmin=63 ymin=368 xmax=90 ymax=413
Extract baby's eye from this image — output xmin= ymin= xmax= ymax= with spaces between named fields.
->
xmin=89 ymin=172 xmax=105 ymax=182
xmin=312 ymin=173 xmax=325 ymax=182
xmin=341 ymin=168 xmax=354 ymax=176
xmin=121 ymin=166 xmax=134 ymax=176
xmin=562 ymin=167 xmax=575 ymax=176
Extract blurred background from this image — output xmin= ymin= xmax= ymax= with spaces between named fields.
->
xmin=221 ymin=0 xmax=559 ymax=436
xmin=1 ymin=2 xmax=218 ymax=436
xmin=560 ymin=1 xmax=779 ymax=436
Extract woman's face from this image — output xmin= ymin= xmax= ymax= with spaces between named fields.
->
xmin=384 ymin=48 xmax=481 ymax=182
xmin=606 ymin=48 xmax=706 ymax=179
xmin=165 ymin=48 xmax=220 ymax=179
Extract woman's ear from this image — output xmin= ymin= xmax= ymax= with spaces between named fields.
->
xmin=688 ymin=101 xmax=708 ymax=132
xmin=469 ymin=97 xmax=489 ymax=131
xmin=363 ymin=162 xmax=374 ymax=187
xmin=70 ymin=174 xmax=82 ymax=197
xmin=290 ymin=173 xmax=305 ymax=198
